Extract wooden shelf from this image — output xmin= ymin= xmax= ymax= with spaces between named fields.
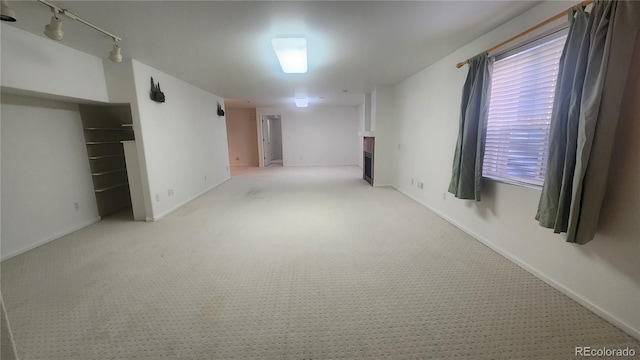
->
xmin=86 ymin=141 xmax=122 ymax=145
xmin=84 ymin=128 xmax=133 ymax=131
xmin=94 ymin=182 xmax=129 ymax=193
xmin=88 ymin=154 xmax=124 ymax=160
xmin=92 ymin=168 xmax=127 ymax=176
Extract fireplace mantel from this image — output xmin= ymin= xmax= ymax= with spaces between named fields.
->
xmin=357 ymin=131 xmax=376 ymax=137
xmin=363 ymin=137 xmax=374 ymax=185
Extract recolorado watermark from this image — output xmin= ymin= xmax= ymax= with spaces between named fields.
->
xmin=575 ymin=346 xmax=636 ymax=357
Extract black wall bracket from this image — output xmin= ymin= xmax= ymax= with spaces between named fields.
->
xmin=150 ymin=77 xmax=166 ymax=103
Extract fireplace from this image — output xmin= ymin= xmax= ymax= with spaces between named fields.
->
xmin=363 ymin=137 xmax=374 ymax=185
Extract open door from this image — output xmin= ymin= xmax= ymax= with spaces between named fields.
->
xmin=261 ymin=115 xmax=282 ymax=166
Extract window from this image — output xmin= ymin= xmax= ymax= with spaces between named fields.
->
xmin=483 ymin=34 xmax=567 ymax=188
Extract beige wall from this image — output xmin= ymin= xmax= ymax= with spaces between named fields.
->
xmin=256 ymin=106 xmax=360 ymax=167
xmin=226 ymin=108 xmax=259 ymax=166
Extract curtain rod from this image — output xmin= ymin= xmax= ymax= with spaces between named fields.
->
xmin=455 ymin=0 xmax=592 ymax=68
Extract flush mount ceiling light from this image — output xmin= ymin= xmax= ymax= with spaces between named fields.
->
xmin=271 ymin=37 xmax=308 ymax=74
xmin=0 ymin=0 xmax=16 ymax=22
xmin=294 ymin=97 xmax=308 ymax=108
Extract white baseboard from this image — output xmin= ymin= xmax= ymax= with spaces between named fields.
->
xmin=393 ymin=186 xmax=640 ymax=341
xmin=284 ymin=163 xmax=359 ymax=167
xmin=0 ymin=295 xmax=18 ymax=359
xmin=1 ymin=216 xmax=101 ymax=262
xmin=151 ymin=177 xmax=231 ymax=221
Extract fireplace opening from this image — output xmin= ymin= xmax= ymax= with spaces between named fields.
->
xmin=363 ymin=137 xmax=374 ymax=185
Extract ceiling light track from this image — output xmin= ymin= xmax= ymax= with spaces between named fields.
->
xmin=38 ymin=0 xmax=121 ymax=43
xmin=1 ymin=0 xmax=124 ymax=63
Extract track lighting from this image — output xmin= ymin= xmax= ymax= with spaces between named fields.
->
xmin=44 ymin=11 xmax=63 ymax=41
xmin=0 ymin=0 xmax=16 ymax=22
xmin=38 ymin=0 xmax=124 ymax=63
xmin=109 ymin=42 xmax=122 ymax=63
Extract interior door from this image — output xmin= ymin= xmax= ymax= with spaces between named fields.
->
xmin=261 ymin=115 xmax=271 ymax=166
xmin=268 ymin=117 xmax=283 ymax=161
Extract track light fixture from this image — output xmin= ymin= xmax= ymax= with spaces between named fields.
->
xmin=0 ymin=0 xmax=16 ymax=22
xmin=35 ymin=0 xmax=124 ymax=63
xmin=44 ymin=9 xmax=63 ymax=41
xmin=109 ymin=42 xmax=122 ymax=63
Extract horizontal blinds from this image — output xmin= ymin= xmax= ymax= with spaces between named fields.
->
xmin=483 ymin=35 xmax=566 ymax=188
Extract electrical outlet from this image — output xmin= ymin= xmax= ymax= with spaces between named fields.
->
xmin=411 ymin=178 xmax=414 ymax=185
xmin=155 ymin=194 xmax=160 ymax=202
xmin=417 ymin=182 xmax=424 ymax=190
xmin=204 ymin=175 xmax=207 ymax=181
xmin=235 ymin=156 xmax=240 ymax=161
xmin=74 ymin=202 xmax=79 ymax=210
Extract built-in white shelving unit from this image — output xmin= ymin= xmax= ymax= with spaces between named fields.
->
xmin=80 ymin=104 xmax=135 ymax=217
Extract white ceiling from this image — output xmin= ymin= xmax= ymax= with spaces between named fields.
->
xmin=5 ymin=1 xmax=541 ymax=108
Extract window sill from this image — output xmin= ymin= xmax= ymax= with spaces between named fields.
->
xmin=483 ymin=176 xmax=543 ymax=191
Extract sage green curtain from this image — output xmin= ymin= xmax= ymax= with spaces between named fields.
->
xmin=448 ymin=53 xmax=493 ymax=201
xmin=536 ymin=0 xmax=640 ymax=244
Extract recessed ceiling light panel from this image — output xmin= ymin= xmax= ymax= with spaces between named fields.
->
xmin=272 ymin=37 xmax=308 ymax=74
xmin=294 ymin=97 xmax=308 ymax=108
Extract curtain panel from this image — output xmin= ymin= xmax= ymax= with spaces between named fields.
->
xmin=448 ymin=53 xmax=493 ymax=201
xmin=536 ymin=0 xmax=640 ymax=244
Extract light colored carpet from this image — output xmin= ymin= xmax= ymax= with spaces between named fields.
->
xmin=1 ymin=166 xmax=638 ymax=359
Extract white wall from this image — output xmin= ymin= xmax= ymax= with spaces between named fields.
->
xmin=371 ymin=86 xmax=395 ymax=186
xmin=0 ymin=25 xmax=108 ymax=260
xmin=226 ymin=107 xmax=259 ymax=166
xmin=1 ymin=94 xmax=100 ymax=260
xmin=130 ymin=60 xmax=230 ymax=220
xmin=256 ymin=107 xmax=359 ymax=166
xmin=391 ymin=0 xmax=640 ymax=338
xmin=357 ymin=103 xmax=365 ymax=168
xmin=0 ymin=24 xmax=108 ymax=102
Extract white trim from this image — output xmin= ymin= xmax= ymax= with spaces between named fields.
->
xmin=1 ymin=217 xmax=101 ymax=261
xmin=0 ymin=295 xmax=19 ymax=360
xmin=151 ymin=177 xmax=230 ymax=221
xmin=284 ymin=163 xmax=359 ymax=167
xmin=393 ymin=186 xmax=640 ymax=341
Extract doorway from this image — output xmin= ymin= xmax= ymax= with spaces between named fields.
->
xmin=261 ymin=115 xmax=283 ymax=166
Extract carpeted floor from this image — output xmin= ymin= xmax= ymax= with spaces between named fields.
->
xmin=1 ymin=166 xmax=638 ymax=359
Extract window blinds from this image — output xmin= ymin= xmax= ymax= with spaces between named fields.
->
xmin=483 ymin=35 xmax=567 ymax=188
